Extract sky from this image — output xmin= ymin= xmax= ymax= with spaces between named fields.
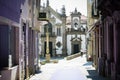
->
xmin=41 ymin=0 xmax=87 ymax=16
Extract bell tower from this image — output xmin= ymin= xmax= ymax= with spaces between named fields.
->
xmin=46 ymin=0 xmax=49 ymax=7
xmin=71 ymin=8 xmax=81 ymax=30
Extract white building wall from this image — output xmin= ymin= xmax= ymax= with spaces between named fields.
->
xmin=56 ymin=36 xmax=62 ymax=54
xmin=67 ymin=35 xmax=72 ymax=55
xmin=82 ymin=24 xmax=87 ymax=28
xmin=81 ymin=35 xmax=86 ymax=52
xmin=53 ymin=15 xmax=63 ymax=55
xmin=66 ymin=33 xmax=87 ymax=55
xmin=81 ymin=24 xmax=87 ymax=52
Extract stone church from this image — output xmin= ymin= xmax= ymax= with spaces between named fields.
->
xmin=66 ymin=8 xmax=87 ymax=55
xmin=39 ymin=0 xmax=87 ymax=57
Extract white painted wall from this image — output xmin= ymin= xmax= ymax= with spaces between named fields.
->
xmin=67 ymin=35 xmax=72 ymax=55
xmin=56 ymin=36 xmax=62 ymax=54
xmin=81 ymin=35 xmax=86 ymax=52
xmin=66 ymin=34 xmax=86 ymax=55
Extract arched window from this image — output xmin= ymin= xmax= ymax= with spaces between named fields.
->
xmin=44 ymin=22 xmax=52 ymax=35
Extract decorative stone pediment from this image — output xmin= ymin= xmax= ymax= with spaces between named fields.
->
xmin=71 ymin=37 xmax=82 ymax=42
xmin=55 ymin=23 xmax=62 ymax=26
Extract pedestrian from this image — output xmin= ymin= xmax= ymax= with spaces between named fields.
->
xmin=81 ymin=52 xmax=83 ymax=57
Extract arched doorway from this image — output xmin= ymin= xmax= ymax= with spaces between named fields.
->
xmin=71 ymin=37 xmax=82 ymax=54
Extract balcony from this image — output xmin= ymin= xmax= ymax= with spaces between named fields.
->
xmin=97 ymin=0 xmax=120 ymax=17
xmin=41 ymin=32 xmax=56 ymax=37
xmin=97 ymin=0 xmax=104 ymax=9
xmin=97 ymin=0 xmax=120 ymax=10
xmin=66 ymin=28 xmax=86 ymax=34
xmin=91 ymin=2 xmax=99 ymax=19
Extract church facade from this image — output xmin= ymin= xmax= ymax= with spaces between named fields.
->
xmin=39 ymin=0 xmax=87 ymax=57
xmin=66 ymin=9 xmax=87 ymax=55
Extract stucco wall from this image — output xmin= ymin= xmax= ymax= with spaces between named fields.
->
xmin=0 ymin=0 xmax=25 ymax=23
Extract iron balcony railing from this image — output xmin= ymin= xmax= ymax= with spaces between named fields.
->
xmin=41 ymin=32 xmax=56 ymax=37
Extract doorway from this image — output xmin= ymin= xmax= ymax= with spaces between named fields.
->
xmin=73 ymin=44 xmax=79 ymax=54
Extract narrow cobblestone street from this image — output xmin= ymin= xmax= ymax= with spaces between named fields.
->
xmin=1 ymin=0 xmax=120 ymax=80
xmin=29 ymin=55 xmax=110 ymax=80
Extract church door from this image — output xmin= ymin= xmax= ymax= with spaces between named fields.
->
xmin=73 ymin=44 xmax=79 ymax=54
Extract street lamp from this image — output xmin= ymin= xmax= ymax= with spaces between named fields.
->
xmin=45 ymin=23 xmax=50 ymax=62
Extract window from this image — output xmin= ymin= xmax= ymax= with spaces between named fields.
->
xmin=44 ymin=24 xmax=52 ymax=35
xmin=56 ymin=41 xmax=61 ymax=47
xmin=57 ymin=28 xmax=61 ymax=36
